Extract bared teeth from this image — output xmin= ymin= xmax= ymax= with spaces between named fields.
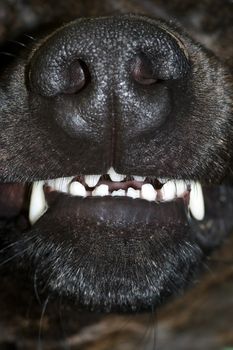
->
xmin=92 ymin=184 xmax=109 ymax=196
xmin=189 ymin=181 xmax=205 ymax=221
xmin=175 ymin=180 xmax=188 ymax=197
xmin=158 ymin=178 xmax=169 ymax=185
xmin=47 ymin=177 xmax=73 ymax=193
xmin=29 ymin=181 xmax=48 ymax=225
xmin=133 ymin=175 xmax=146 ymax=182
xmin=161 ymin=181 xmax=176 ymax=201
xmin=85 ymin=175 xmax=101 ymax=188
xmin=127 ymin=187 xmax=140 ymax=199
xmin=141 ymin=184 xmax=157 ymax=201
xmin=108 ymin=167 xmax=125 ymax=182
xmin=112 ymin=189 xmax=126 ymax=196
xmin=29 ymin=173 xmax=201 ymax=227
xmin=69 ymin=182 xmax=87 ymax=197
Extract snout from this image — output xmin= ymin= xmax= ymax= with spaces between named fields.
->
xmin=1 ymin=14 xmax=232 ymax=313
xmin=27 ymin=16 xmax=190 ymax=171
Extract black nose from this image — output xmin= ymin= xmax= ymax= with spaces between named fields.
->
xmin=27 ymin=15 xmax=190 ymax=162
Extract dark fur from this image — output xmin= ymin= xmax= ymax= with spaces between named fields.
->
xmin=0 ymin=0 xmax=232 ymax=348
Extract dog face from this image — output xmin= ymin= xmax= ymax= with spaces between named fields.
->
xmin=0 ymin=2 xmax=233 ymax=313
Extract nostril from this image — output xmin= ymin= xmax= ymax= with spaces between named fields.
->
xmin=132 ymin=54 xmax=158 ymax=85
xmin=63 ymin=59 xmax=91 ymax=95
xmin=27 ymin=53 xmax=91 ymax=97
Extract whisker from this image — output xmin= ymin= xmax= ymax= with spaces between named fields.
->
xmin=151 ymin=306 xmax=157 ymax=350
xmin=135 ymin=312 xmax=153 ymax=349
xmin=0 ymin=240 xmax=23 ymax=254
xmin=0 ymin=235 xmax=34 ymax=254
xmin=34 ymin=269 xmax=42 ymax=305
xmin=37 ymin=295 xmax=50 ymax=350
xmin=24 ymin=34 xmax=37 ymax=41
xmin=0 ymin=52 xmax=16 ymax=57
xmin=144 ymin=312 xmax=155 ymax=350
xmin=41 ymin=268 xmax=57 ymax=294
xmin=0 ymin=247 xmax=29 ymax=267
xmin=59 ymin=295 xmax=71 ymax=350
xmin=9 ymin=40 xmax=27 ymax=48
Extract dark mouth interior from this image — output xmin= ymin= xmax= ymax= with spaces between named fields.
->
xmin=0 ymin=183 xmax=29 ymax=218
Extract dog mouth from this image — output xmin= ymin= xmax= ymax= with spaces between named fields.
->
xmin=1 ymin=167 xmax=230 ymax=241
xmin=0 ymin=168 xmax=206 ymax=233
xmin=28 ymin=167 xmax=204 ymax=226
xmin=1 ymin=168 xmax=233 ymax=312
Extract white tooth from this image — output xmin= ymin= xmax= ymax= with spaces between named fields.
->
xmin=85 ymin=175 xmax=101 ymax=188
xmin=189 ymin=181 xmax=205 ymax=221
xmin=161 ymin=181 xmax=176 ymax=201
xmin=175 ymin=180 xmax=188 ymax=197
xmin=69 ymin=182 xmax=87 ymax=197
xmin=158 ymin=178 xmax=169 ymax=184
xmin=133 ymin=176 xmax=146 ymax=182
xmin=29 ymin=181 xmax=48 ymax=225
xmin=112 ymin=189 xmax=125 ymax=196
xmin=141 ymin=184 xmax=156 ymax=201
xmin=108 ymin=167 xmax=125 ymax=182
xmin=127 ymin=187 xmax=140 ymax=199
xmin=92 ymin=184 xmax=109 ymax=196
xmin=46 ymin=179 xmax=55 ymax=189
xmin=47 ymin=177 xmax=73 ymax=193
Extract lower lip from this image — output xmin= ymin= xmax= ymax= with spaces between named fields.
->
xmin=43 ymin=192 xmax=189 ymax=227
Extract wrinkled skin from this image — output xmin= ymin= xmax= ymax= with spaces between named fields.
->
xmin=0 ymin=0 xmax=232 ymax=348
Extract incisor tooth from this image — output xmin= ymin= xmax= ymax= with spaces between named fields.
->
xmin=158 ymin=178 xmax=169 ymax=184
xmin=175 ymin=180 xmax=188 ymax=197
xmin=141 ymin=184 xmax=156 ymax=201
xmin=161 ymin=181 xmax=176 ymax=201
xmin=189 ymin=181 xmax=205 ymax=221
xmin=133 ymin=176 xmax=146 ymax=182
xmin=127 ymin=187 xmax=140 ymax=199
xmin=29 ymin=181 xmax=47 ymax=225
xmin=47 ymin=177 xmax=73 ymax=193
xmin=108 ymin=167 xmax=125 ymax=182
xmin=69 ymin=182 xmax=87 ymax=197
xmin=112 ymin=189 xmax=125 ymax=196
xmin=92 ymin=184 xmax=109 ymax=196
xmin=85 ymin=175 xmax=101 ymax=188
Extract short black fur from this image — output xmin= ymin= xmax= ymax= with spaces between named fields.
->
xmin=0 ymin=0 xmax=232 ymax=346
